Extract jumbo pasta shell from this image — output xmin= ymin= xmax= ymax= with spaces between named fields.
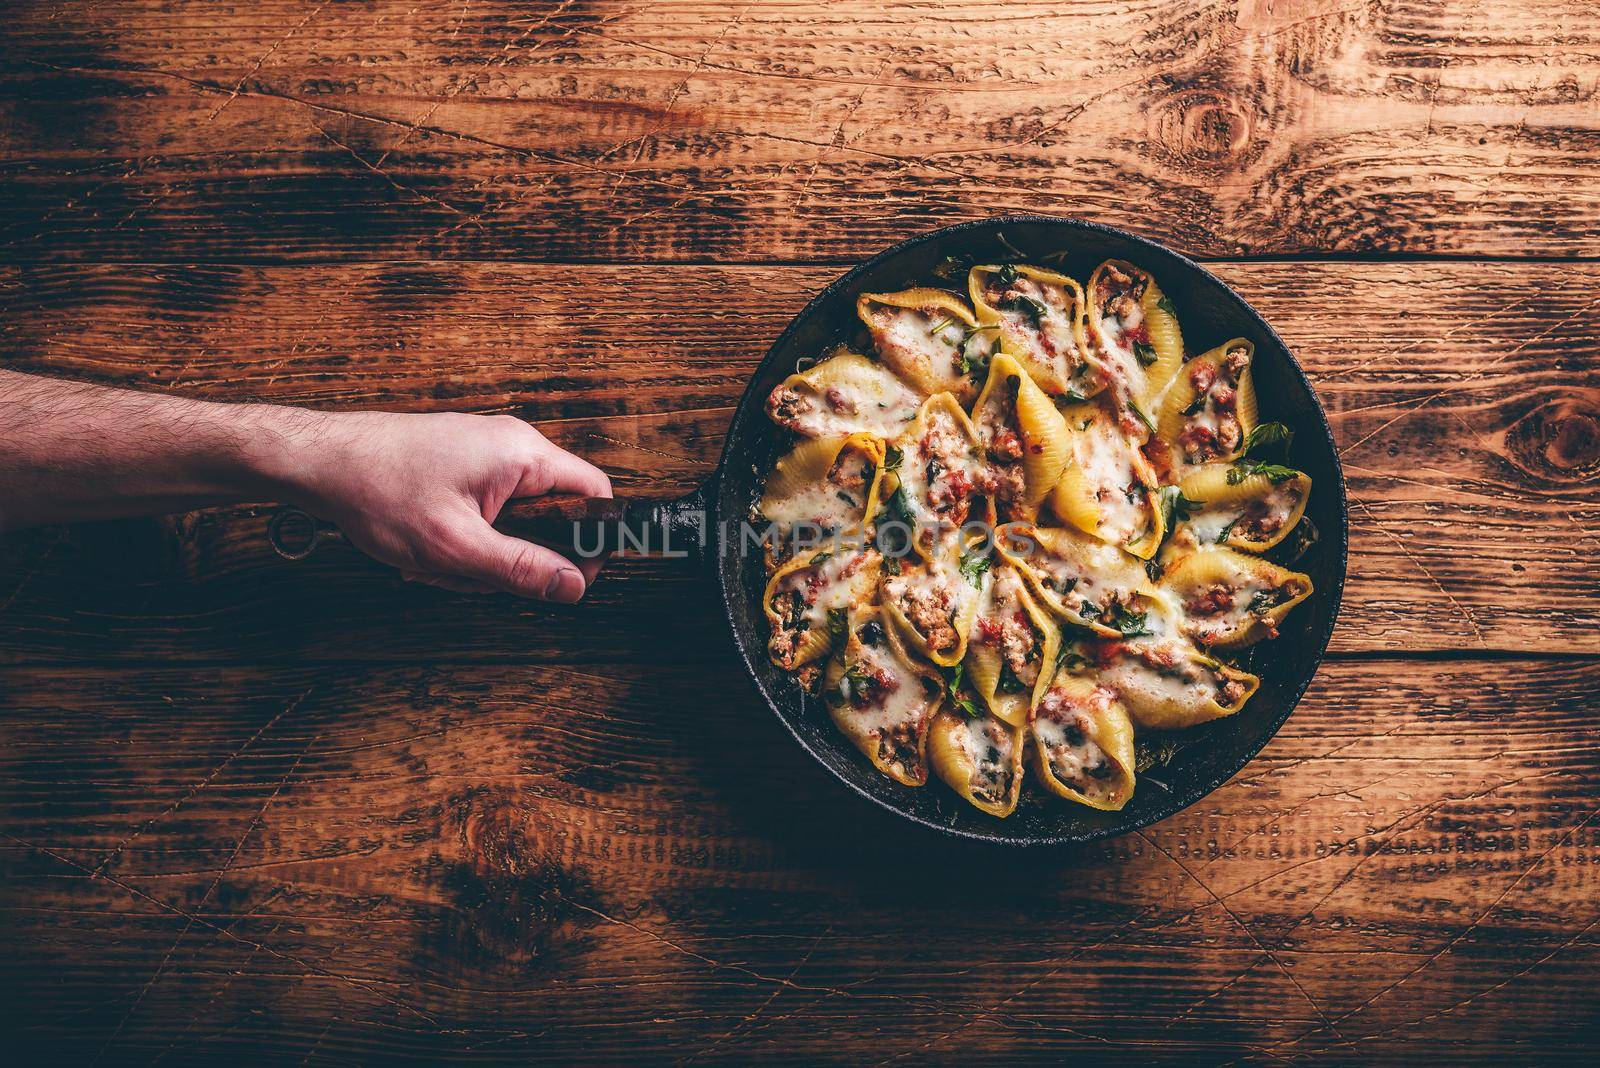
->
xmin=972 ymin=353 xmax=1073 ymax=514
xmin=858 ymin=288 xmax=989 ymax=403
xmin=766 ymin=350 xmax=925 ymax=439
xmin=967 ymin=264 xmax=1103 ymax=400
xmin=1028 ymin=672 xmax=1136 ymax=811
xmin=929 ymin=707 xmax=1026 ymax=817
xmin=1161 ymin=545 xmax=1313 ymax=650
xmin=824 ymin=606 xmax=943 ymax=786
xmin=1177 ymin=463 xmax=1312 ymax=552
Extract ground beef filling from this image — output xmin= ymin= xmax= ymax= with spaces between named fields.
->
xmin=1178 ymin=346 xmax=1248 ymax=463
xmin=887 ymin=570 xmax=962 ymax=655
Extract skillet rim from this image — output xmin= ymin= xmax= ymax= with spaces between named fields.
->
xmin=714 ymin=214 xmax=1348 ymax=847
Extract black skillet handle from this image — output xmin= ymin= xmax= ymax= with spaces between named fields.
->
xmin=266 ymin=484 xmax=713 ymax=563
xmin=496 ymin=488 xmax=711 ymax=560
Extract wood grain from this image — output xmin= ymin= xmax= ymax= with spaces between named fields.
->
xmin=1 ymin=0 xmax=1598 ymax=262
xmin=4 ymin=2 xmax=1600 ymax=1063
xmin=3 ymin=659 xmax=1597 ymax=1063
xmin=2 ymin=260 xmax=1596 ymax=659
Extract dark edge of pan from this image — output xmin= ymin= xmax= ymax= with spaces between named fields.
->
xmin=712 ymin=214 xmax=1348 ymax=847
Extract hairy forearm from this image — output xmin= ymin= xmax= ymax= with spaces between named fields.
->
xmin=0 ymin=369 xmax=315 ymax=529
xmin=0 ymin=369 xmax=612 ymax=600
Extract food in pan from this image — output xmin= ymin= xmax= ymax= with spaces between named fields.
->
xmin=757 ymin=257 xmax=1314 ymax=818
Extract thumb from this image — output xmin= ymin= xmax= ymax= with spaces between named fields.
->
xmin=443 ymin=519 xmax=589 ymax=603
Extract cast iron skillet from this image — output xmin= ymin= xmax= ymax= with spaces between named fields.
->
xmin=272 ymin=215 xmax=1347 ymax=846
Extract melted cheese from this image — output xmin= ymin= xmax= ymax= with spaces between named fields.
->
xmin=782 ymin=356 xmax=923 ymax=439
xmin=834 ymin=639 xmax=938 ymax=741
xmin=870 ymin=306 xmax=968 ymax=393
xmin=1075 ymin=412 xmax=1151 ymax=545
xmin=952 ymin=714 xmax=1017 ymax=800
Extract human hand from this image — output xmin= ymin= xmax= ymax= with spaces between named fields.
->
xmin=279 ymin=411 xmax=611 ymax=601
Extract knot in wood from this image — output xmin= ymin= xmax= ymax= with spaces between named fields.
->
xmin=1504 ymin=393 xmax=1600 ymax=484
xmin=1154 ymin=87 xmax=1256 ymax=170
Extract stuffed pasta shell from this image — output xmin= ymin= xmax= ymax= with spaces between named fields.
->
xmin=1073 ymin=630 xmax=1259 ymax=731
xmin=995 ymin=522 xmax=1157 ymax=637
xmin=965 ymin=560 xmax=1058 ymax=726
xmin=1152 ymin=339 xmax=1258 ymax=478
xmin=1049 ymin=401 xmax=1166 ymax=558
xmin=929 ymin=706 xmax=1026 ymax=818
xmin=824 ymin=607 xmax=945 ymax=786
xmin=764 ymin=543 xmax=882 ymax=671
xmin=1161 ymin=546 xmax=1312 ymax=650
xmin=1178 ymin=462 xmax=1312 ymax=552
xmin=967 ymin=263 xmax=1101 ymax=401
xmin=1086 ymin=259 xmax=1183 ymax=416
xmin=880 ymin=537 xmax=984 ymax=668
xmin=766 ymin=351 xmax=925 ymax=440
xmin=880 ymin=392 xmax=993 ymax=558
xmin=1028 ymin=672 xmax=1136 ymax=811
xmin=858 ymin=289 xmax=995 ymax=404
xmin=972 ymin=354 xmax=1072 ymax=519
xmin=759 ymin=433 xmax=885 ymax=565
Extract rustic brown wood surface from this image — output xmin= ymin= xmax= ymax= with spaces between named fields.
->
xmin=2 ymin=1 xmax=1598 ymax=1065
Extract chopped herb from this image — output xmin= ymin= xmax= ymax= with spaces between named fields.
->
xmin=808 ymin=549 xmax=834 ymax=566
xmin=994 ymin=262 xmax=1019 ymax=287
xmin=941 ymin=664 xmax=984 ymax=718
xmin=876 ymin=486 xmax=914 ymax=528
xmin=1227 ymin=459 xmax=1298 ymax=485
xmin=958 ymin=547 xmax=992 ymax=589
xmin=1247 ymin=589 xmax=1281 ymax=614
xmin=1056 ymin=642 xmax=1089 ymax=671
xmin=1129 ymin=403 xmax=1156 ymax=435
xmin=1215 ymin=516 xmax=1240 ymax=544
xmin=1241 ymin=421 xmax=1294 ymax=457
xmin=1156 ymin=294 xmax=1178 ymax=317
xmin=932 ymin=254 xmax=975 ymax=282
xmin=827 ymin=607 xmax=849 ymax=646
xmin=883 ymin=443 xmax=903 ymax=471
xmin=1160 ymin=486 xmax=1202 ymax=530
xmin=1060 ymin=387 xmax=1089 ymax=403
xmin=1145 ymin=558 xmax=1165 ymax=582
xmin=1181 ymin=394 xmax=1207 ymax=417
xmin=1133 ymin=339 xmax=1158 ymax=367
xmin=1105 ymin=602 xmax=1153 ymax=638
xmin=880 ymin=553 xmax=903 ymax=575
xmin=1000 ymin=294 xmax=1050 ymax=325
xmin=927 ymin=315 xmax=956 ymax=336
xmin=996 ymin=662 xmax=1027 ymax=694
xmin=840 ymin=660 xmax=874 ymax=702
xmin=1078 ymin=602 xmax=1102 ymax=623
xmin=957 ymin=342 xmax=991 ymax=381
xmin=836 ymin=491 xmax=858 ymax=506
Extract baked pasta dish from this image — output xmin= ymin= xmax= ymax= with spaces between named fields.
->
xmin=759 ymin=258 xmax=1314 ymax=818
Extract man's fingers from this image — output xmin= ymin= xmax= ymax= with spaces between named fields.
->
xmin=514 ymin=432 xmax=613 ymax=501
xmin=446 ymin=522 xmax=589 ymax=602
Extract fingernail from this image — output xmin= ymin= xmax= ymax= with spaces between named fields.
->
xmin=544 ymin=566 xmax=585 ymax=603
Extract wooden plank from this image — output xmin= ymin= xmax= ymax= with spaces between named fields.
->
xmin=1 ymin=260 xmax=1596 ymax=659
xmin=2 ymin=658 xmax=1597 ymax=1062
xmin=1 ymin=0 xmax=1598 ymax=262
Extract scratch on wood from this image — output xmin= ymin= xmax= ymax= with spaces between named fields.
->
xmin=206 ymin=0 xmax=334 ymax=123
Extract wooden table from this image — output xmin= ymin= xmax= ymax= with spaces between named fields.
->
xmin=2 ymin=2 xmax=1598 ymax=1063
